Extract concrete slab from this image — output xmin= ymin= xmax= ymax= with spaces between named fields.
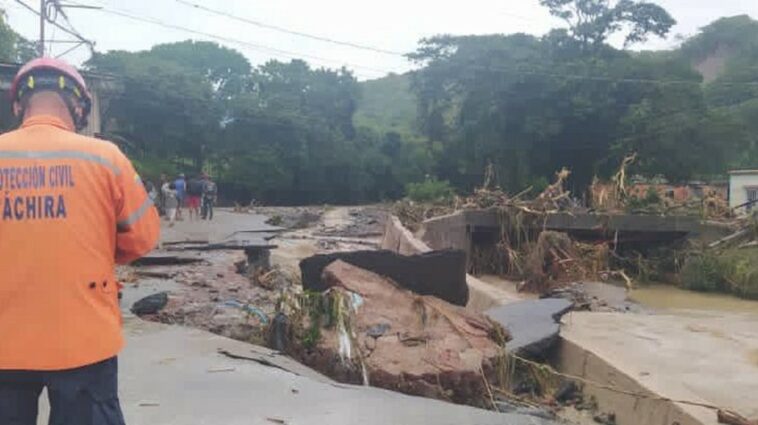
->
xmin=380 ymin=214 xmax=522 ymax=311
xmin=559 ymin=311 xmax=758 ymax=425
xmin=125 ymin=318 xmax=565 ymax=425
xmin=35 ymin=317 xmax=560 ymax=425
xmin=461 ymin=210 xmax=700 ymax=235
xmin=161 ymin=210 xmax=282 ymax=244
xmin=34 ymin=273 xmax=560 ymax=425
xmin=486 ymin=299 xmax=573 ymax=356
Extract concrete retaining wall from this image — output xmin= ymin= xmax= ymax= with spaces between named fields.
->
xmin=380 ymin=216 xmax=432 ymax=255
xmin=381 ymin=214 xmax=519 ymax=312
xmin=556 ymin=338 xmax=707 ymax=425
xmin=417 ymin=212 xmax=470 ymax=252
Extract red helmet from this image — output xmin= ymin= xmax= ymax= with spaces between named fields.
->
xmin=10 ymin=57 xmax=93 ymax=129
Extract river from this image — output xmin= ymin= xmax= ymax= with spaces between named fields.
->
xmin=629 ymin=283 xmax=758 ymax=314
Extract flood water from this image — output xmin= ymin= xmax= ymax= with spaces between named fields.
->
xmin=629 ymin=284 xmax=758 ymax=314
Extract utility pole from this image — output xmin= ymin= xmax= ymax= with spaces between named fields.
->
xmin=38 ymin=0 xmax=46 ymax=56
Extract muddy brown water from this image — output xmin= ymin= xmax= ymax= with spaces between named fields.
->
xmin=629 ymin=284 xmax=758 ymax=314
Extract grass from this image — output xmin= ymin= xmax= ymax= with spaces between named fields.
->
xmin=680 ymin=247 xmax=758 ymax=300
xmin=405 ymin=178 xmax=455 ymax=203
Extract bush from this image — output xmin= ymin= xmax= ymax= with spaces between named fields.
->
xmin=680 ymin=252 xmax=729 ymax=293
xmin=722 ymin=248 xmax=758 ymax=299
xmin=405 ymin=178 xmax=455 ymax=203
xmin=680 ymin=248 xmax=758 ymax=299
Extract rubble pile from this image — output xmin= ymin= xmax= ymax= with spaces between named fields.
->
xmin=462 ymin=172 xmax=613 ymax=293
xmin=284 ymin=260 xmax=510 ymax=407
xmin=128 ymin=249 xmax=291 ymax=344
xmin=589 ymin=153 xmax=636 ymax=213
xmin=257 ymin=206 xmax=324 ymax=229
xmin=315 ymin=207 xmax=387 ymax=238
xmin=521 ymin=231 xmax=590 ymax=293
xmin=393 ymin=199 xmax=454 ymax=232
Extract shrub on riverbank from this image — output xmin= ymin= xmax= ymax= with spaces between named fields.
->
xmin=681 ymin=248 xmax=758 ymax=300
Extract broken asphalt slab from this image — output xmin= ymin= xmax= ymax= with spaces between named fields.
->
xmin=160 ymin=210 xmax=283 ymax=245
xmin=486 ymin=298 xmax=573 ymax=357
xmin=133 ymin=254 xmax=204 ymax=266
xmin=300 ymin=249 xmax=469 ymax=306
xmin=34 ymin=317 xmax=560 ymax=425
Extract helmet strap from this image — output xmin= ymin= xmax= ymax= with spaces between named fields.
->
xmin=59 ymin=92 xmax=87 ymax=131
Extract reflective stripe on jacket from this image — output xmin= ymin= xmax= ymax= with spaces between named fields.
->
xmin=0 ymin=115 xmax=160 ymax=370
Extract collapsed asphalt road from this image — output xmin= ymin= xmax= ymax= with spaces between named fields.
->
xmin=112 ymin=208 xmax=563 ymax=425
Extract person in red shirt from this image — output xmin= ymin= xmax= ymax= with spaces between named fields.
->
xmin=185 ymin=174 xmax=204 ymax=221
xmin=0 ymin=58 xmax=160 ymax=425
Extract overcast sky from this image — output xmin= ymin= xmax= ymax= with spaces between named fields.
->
xmin=3 ymin=0 xmax=757 ymax=80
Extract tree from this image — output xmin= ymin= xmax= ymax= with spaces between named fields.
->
xmin=150 ymin=41 xmax=251 ymax=102
xmin=408 ymin=0 xmax=738 ymax=193
xmin=86 ymin=48 xmax=224 ymax=168
xmin=540 ymin=0 xmax=675 ymax=49
xmin=0 ymin=9 xmax=35 ymax=63
xmin=221 ymin=60 xmax=368 ymax=204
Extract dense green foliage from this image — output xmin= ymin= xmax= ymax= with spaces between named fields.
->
xmin=353 ymin=73 xmax=417 ymax=136
xmin=3 ymin=1 xmax=756 ymax=204
xmin=408 ymin=4 xmax=755 ymax=193
xmin=86 ymin=44 xmax=429 ymax=204
xmin=405 ymin=178 xmax=455 ymax=203
xmin=681 ymin=248 xmax=758 ymax=299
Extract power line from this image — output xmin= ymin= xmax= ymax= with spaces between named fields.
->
xmin=25 ymin=0 xmax=758 ymax=88
xmin=13 ymin=0 xmax=94 ymax=55
xmin=174 ymin=0 xmax=405 ymax=57
xmin=64 ymin=0 xmax=398 ymax=77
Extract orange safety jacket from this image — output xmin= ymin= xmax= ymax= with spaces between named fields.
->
xmin=0 ymin=115 xmax=160 ymax=371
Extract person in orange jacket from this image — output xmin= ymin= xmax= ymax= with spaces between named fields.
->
xmin=0 ymin=58 xmax=160 ymax=425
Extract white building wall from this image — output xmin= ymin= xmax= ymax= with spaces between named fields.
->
xmin=729 ymin=172 xmax=758 ymax=214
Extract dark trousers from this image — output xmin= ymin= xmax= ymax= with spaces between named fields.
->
xmin=0 ymin=357 xmax=125 ymax=425
xmin=201 ymin=196 xmax=214 ymax=220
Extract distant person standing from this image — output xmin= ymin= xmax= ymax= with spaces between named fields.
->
xmin=186 ymin=175 xmax=204 ymax=221
xmin=162 ymin=181 xmax=179 ymax=227
xmin=144 ymin=179 xmax=158 ymax=205
xmin=174 ymin=173 xmax=186 ymax=220
xmin=201 ymin=173 xmax=218 ymax=220
xmin=158 ymin=173 xmax=168 ymax=215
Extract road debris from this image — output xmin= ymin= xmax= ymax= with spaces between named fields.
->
xmin=718 ymin=410 xmax=758 ymax=425
xmin=284 ymin=260 xmax=509 ymax=406
xmin=486 ymin=299 xmax=573 ymax=358
xmin=300 ymin=249 xmax=469 ymax=306
xmin=133 ymin=255 xmax=204 ymax=266
xmin=131 ymin=292 xmax=169 ymax=316
xmin=207 ymin=367 xmax=236 ymax=373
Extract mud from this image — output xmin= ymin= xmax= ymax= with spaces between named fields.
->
xmin=257 ymin=206 xmax=325 ymax=229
